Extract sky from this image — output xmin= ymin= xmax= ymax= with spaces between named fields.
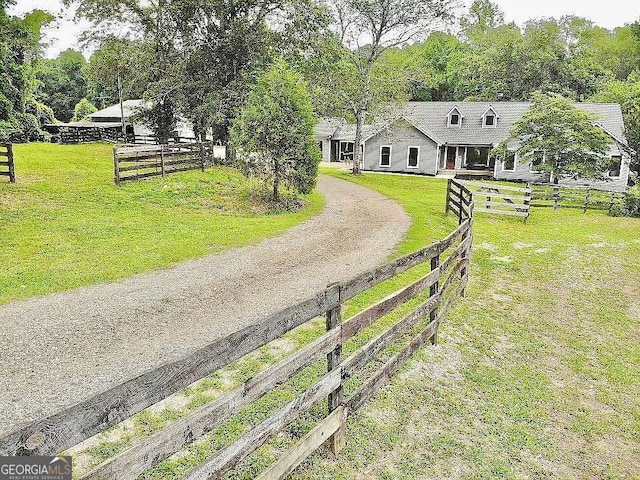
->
xmin=8 ymin=0 xmax=640 ymax=58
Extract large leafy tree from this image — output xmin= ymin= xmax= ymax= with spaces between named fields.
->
xmin=592 ymin=72 xmax=640 ymax=172
xmin=495 ymin=92 xmax=613 ymax=182
xmin=380 ymin=32 xmax=466 ymax=101
xmin=0 ymin=2 xmax=56 ymax=140
xmin=86 ymin=36 xmax=147 ymax=109
xmin=232 ymin=60 xmax=319 ymax=201
xmin=34 ymin=49 xmax=88 ymax=122
xmin=65 ymin=0 xmax=181 ymax=142
xmin=170 ymin=0 xmax=328 ymax=145
xmin=323 ymin=0 xmax=455 ymax=174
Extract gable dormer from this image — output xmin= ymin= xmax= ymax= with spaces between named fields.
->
xmin=447 ymin=106 xmax=463 ymax=128
xmin=482 ymin=106 xmax=498 ymax=128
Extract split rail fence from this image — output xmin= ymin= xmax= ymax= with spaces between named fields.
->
xmin=0 ymin=188 xmax=474 ymax=480
xmin=113 ymin=142 xmax=215 ymax=185
xmin=453 ymin=180 xmax=531 ymax=221
xmin=0 ymin=143 xmax=16 ymax=183
xmin=530 ymin=184 xmax=624 ymax=213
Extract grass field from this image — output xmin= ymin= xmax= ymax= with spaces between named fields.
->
xmin=292 ymin=169 xmax=640 ymax=479
xmin=0 ymin=143 xmax=323 ymax=304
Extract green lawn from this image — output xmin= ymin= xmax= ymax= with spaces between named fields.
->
xmin=57 ymin=168 xmax=639 ymax=480
xmin=294 ymin=170 xmax=640 ymax=480
xmin=0 ymin=143 xmax=323 ymax=304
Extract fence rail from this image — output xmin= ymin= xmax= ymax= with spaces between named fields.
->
xmin=0 ymin=187 xmax=474 ymax=480
xmin=455 ymin=180 xmax=531 ymax=221
xmin=113 ymin=142 xmax=215 ymax=185
xmin=0 ymin=143 xmax=16 ymax=183
xmin=445 ymin=179 xmax=475 ymax=222
xmin=530 ymin=184 xmax=624 ymax=213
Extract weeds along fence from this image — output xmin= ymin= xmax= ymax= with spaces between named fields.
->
xmin=0 ymin=143 xmax=16 ymax=183
xmin=530 ymin=184 xmax=624 ymax=213
xmin=113 ymin=142 xmax=215 ymax=185
xmin=0 ymin=190 xmax=473 ymax=480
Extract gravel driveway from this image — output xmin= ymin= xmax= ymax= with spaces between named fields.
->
xmin=0 ymin=174 xmax=410 ymax=436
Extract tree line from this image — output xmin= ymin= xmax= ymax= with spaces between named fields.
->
xmin=1 ymin=0 xmax=639 ymax=196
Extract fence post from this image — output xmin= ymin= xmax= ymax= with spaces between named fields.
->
xmin=429 ymin=253 xmax=440 ymax=345
xmin=325 ymin=283 xmax=345 ymax=455
xmin=199 ymin=142 xmax=206 ymax=172
xmin=113 ymin=147 xmax=121 ymax=186
xmin=460 ymin=195 xmax=472 ymax=297
xmin=523 ymin=182 xmax=531 ymax=223
xmin=458 ymin=183 xmax=464 ymax=224
xmin=445 ymin=178 xmax=452 ymax=215
xmin=7 ymin=144 xmax=15 ymax=183
xmin=553 ymin=186 xmax=559 ymax=212
xmin=583 ymin=189 xmax=591 ymax=214
xmin=160 ymin=145 xmax=166 ymax=178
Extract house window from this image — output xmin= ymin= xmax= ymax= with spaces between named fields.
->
xmin=380 ymin=145 xmax=391 ymax=167
xmin=407 ymin=146 xmax=420 ymax=168
xmin=502 ymin=152 xmax=516 ymax=171
xmin=466 ymin=147 xmax=491 ymax=169
xmin=608 ymin=155 xmax=622 ymax=177
xmin=529 ymin=151 xmax=545 ymax=173
xmin=482 ymin=107 xmax=498 ymax=128
xmin=318 ymin=141 xmax=323 ymax=152
xmin=450 ymin=114 xmax=459 ymax=125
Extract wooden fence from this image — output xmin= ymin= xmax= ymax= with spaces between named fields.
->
xmin=530 ymin=184 xmax=624 ymax=213
xmin=113 ymin=142 xmax=215 ymax=185
xmin=449 ymin=180 xmax=531 ymax=221
xmin=0 ymin=143 xmax=16 ymax=183
xmin=58 ymin=126 xmax=125 ymax=144
xmin=0 ymin=191 xmax=473 ymax=480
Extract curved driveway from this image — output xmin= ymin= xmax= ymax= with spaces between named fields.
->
xmin=0 ymin=174 xmax=410 ymax=436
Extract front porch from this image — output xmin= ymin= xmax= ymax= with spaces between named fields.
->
xmin=437 ymin=144 xmax=495 ymax=178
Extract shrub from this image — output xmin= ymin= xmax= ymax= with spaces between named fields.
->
xmin=611 ymin=187 xmax=640 ymax=217
xmin=0 ymin=120 xmax=16 ymax=142
xmin=0 ymin=94 xmax=12 ymax=121
xmin=72 ymin=98 xmax=98 ymax=122
xmin=26 ymin=98 xmax=57 ymax=126
xmin=13 ymin=113 xmax=46 ymax=142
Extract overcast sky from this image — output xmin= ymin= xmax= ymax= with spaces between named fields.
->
xmin=8 ymin=0 xmax=640 ymax=58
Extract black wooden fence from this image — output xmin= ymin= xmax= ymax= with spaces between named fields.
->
xmin=0 ymin=143 xmax=16 ymax=183
xmin=0 ymin=187 xmax=474 ymax=480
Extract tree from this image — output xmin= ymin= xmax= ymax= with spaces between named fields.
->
xmin=379 ymin=33 xmax=466 ymax=101
xmin=0 ymin=4 xmax=56 ymax=141
xmin=322 ymin=0 xmax=454 ymax=174
xmin=34 ymin=49 xmax=88 ymax=121
xmin=72 ymin=97 xmax=97 ymax=121
xmin=66 ymin=0 xmax=181 ymax=143
xmin=495 ymin=92 xmax=612 ymax=182
xmin=591 ymin=72 xmax=640 ymax=172
xmin=86 ymin=36 xmax=147 ymax=110
xmin=232 ymin=60 xmax=319 ymax=201
xmin=460 ymin=0 xmax=504 ymax=39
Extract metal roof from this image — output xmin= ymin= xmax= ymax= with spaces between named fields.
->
xmin=88 ymin=100 xmax=145 ymax=120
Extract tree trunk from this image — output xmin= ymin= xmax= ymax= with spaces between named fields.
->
xmin=352 ymin=109 xmax=365 ymax=175
xmin=273 ymin=158 xmax=280 ymax=201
